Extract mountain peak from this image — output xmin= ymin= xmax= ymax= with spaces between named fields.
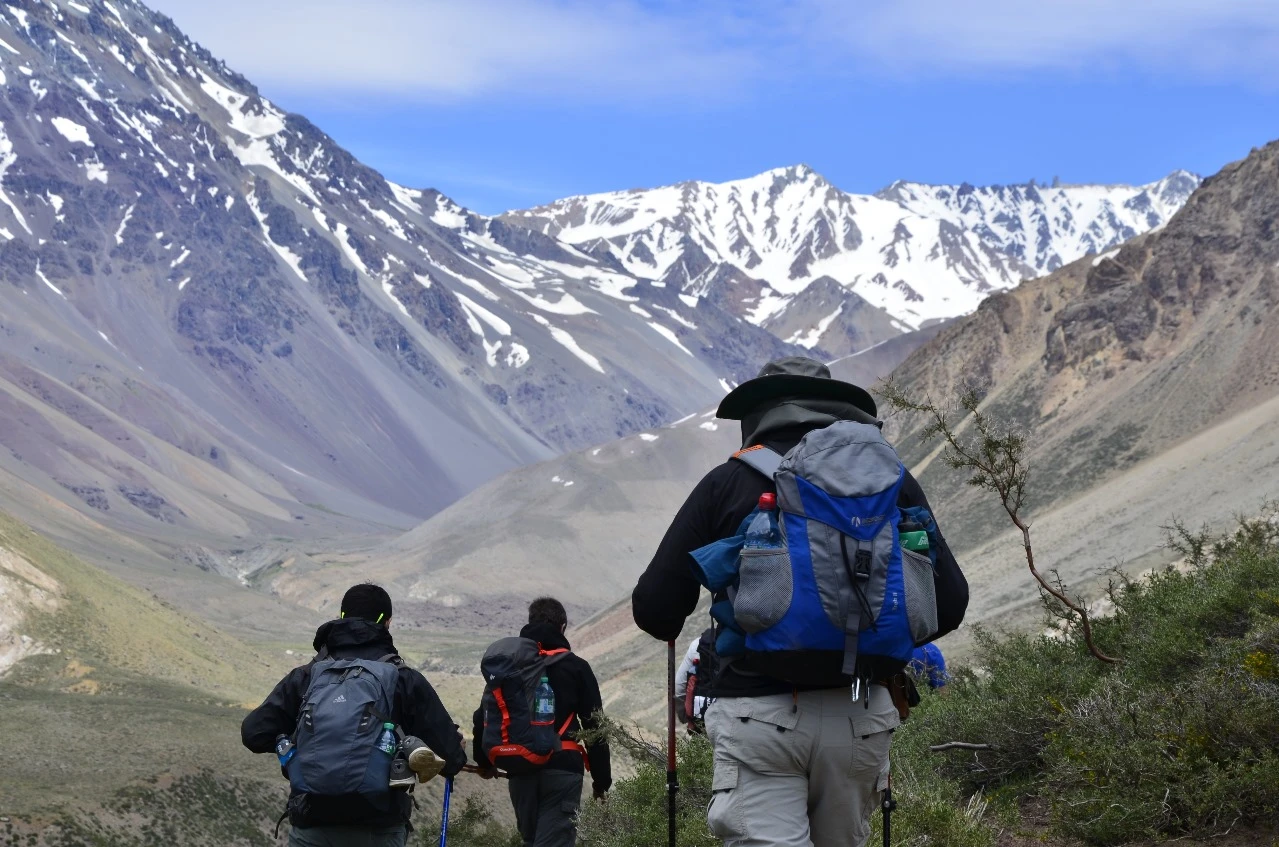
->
xmin=759 ymin=163 xmax=820 ymax=182
xmin=507 ymin=167 xmax=1199 ymax=348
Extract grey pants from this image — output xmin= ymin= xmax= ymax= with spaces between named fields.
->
xmin=704 ymin=687 xmax=899 ymax=847
xmin=508 ymin=769 xmax=583 ymax=847
xmin=287 ymin=824 xmax=407 ymax=847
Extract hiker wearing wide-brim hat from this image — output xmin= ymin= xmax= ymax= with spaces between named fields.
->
xmin=716 ymin=356 xmax=879 ymax=422
xmin=632 ymin=356 xmax=970 ymax=847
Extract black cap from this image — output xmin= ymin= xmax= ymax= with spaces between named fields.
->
xmin=717 ymin=356 xmax=877 ymax=420
xmin=340 ymin=583 xmax=393 ymax=624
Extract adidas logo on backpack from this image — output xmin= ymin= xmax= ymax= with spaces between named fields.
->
xmin=332 ymin=694 xmax=347 ymax=703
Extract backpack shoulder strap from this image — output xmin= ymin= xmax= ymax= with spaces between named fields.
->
xmin=377 ymin=653 xmax=405 ymax=667
xmin=539 ymin=647 xmax=571 ymax=666
xmin=732 ymin=445 xmax=783 ymax=480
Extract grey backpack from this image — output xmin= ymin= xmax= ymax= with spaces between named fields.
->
xmin=287 ymin=655 xmax=402 ymax=800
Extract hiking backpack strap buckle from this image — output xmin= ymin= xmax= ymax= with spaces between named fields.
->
xmin=839 ymin=534 xmax=875 ymax=681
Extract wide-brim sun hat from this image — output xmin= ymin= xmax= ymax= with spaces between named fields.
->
xmin=716 ymin=356 xmax=877 ymax=421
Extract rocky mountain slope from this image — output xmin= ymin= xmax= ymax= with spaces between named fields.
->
xmin=272 ymin=335 xmax=943 ymax=631
xmin=0 ymin=0 xmax=1202 ymax=551
xmin=0 ymin=0 xmax=813 ymax=553
xmin=877 ymin=138 xmax=1279 ymax=630
xmin=508 ymin=166 xmax=1199 ymax=355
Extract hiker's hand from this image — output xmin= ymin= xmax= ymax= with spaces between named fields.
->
xmin=477 ymin=766 xmax=497 ymax=780
xmin=593 ymin=786 xmax=608 ymax=802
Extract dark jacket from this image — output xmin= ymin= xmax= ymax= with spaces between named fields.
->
xmin=472 ymin=623 xmax=612 ymax=794
xmin=632 ymin=418 xmax=969 ymax=698
xmin=241 ymin=618 xmax=468 ymax=828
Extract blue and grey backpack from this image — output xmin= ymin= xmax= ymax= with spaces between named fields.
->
xmin=287 ymin=654 xmax=403 ymax=805
xmin=691 ymin=420 xmax=941 ymax=687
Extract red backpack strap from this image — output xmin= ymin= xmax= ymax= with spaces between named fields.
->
xmin=538 ymin=646 xmax=570 ymax=664
xmin=493 ymin=687 xmax=513 ymax=743
xmin=556 ymin=711 xmax=591 ymax=771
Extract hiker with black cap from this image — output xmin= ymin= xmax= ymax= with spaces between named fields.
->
xmin=242 ymin=583 xmax=468 ymax=846
xmin=632 ymin=357 xmax=969 ymax=847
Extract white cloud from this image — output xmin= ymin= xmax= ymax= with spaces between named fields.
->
xmin=150 ymin=0 xmax=1279 ymax=102
xmin=151 ymin=0 xmax=759 ymax=101
xmin=815 ymin=0 xmax=1279 ymax=80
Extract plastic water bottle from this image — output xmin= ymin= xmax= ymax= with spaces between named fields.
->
xmin=743 ymin=493 xmax=780 ymax=548
xmin=376 ymin=722 xmax=397 ymax=756
xmin=274 ymin=735 xmax=295 ymax=768
xmin=534 ymin=676 xmax=555 ymax=723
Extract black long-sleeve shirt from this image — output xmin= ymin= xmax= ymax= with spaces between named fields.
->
xmin=472 ymin=622 xmax=612 ymax=793
xmin=242 ymin=617 xmax=468 ymax=826
xmin=632 ymin=425 xmax=969 ymax=696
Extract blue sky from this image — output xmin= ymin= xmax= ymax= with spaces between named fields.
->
xmin=152 ymin=0 xmax=1279 ymax=214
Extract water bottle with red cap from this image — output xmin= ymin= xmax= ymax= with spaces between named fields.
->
xmin=743 ymin=492 xmax=781 ymax=548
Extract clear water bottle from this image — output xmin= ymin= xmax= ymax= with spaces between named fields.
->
xmin=376 ymin=722 xmax=397 ymax=756
xmin=534 ymin=676 xmax=555 ymax=723
xmin=743 ymin=493 xmax=780 ymax=548
xmin=275 ymin=735 xmax=295 ymax=768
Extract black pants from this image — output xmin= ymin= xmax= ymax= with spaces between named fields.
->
xmin=508 ymin=769 xmax=583 ymax=847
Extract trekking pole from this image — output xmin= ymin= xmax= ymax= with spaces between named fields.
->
xmin=667 ymin=639 xmax=678 ymax=847
xmin=882 ymin=774 xmax=896 ymax=847
xmin=438 ymin=776 xmax=454 ymax=847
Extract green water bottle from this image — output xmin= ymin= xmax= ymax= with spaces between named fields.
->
xmin=899 ymin=520 xmax=930 ymax=553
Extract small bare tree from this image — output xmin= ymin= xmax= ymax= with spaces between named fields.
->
xmin=877 ymin=379 xmax=1118 ymax=664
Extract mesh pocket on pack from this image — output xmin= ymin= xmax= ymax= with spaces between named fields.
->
xmin=733 ymin=547 xmax=793 ymax=633
xmin=902 ymin=548 xmax=938 ymax=644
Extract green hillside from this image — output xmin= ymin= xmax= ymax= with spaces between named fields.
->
xmin=0 ymin=511 xmax=290 ymax=843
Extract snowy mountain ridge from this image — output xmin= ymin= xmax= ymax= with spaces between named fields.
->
xmin=507 ymin=165 xmax=1200 ymax=353
xmin=0 ymin=0 xmax=801 ymax=531
xmin=0 ymin=0 xmax=1199 ymax=537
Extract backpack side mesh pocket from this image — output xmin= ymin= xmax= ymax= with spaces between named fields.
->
xmin=901 ymin=548 xmax=939 ymax=644
xmin=733 ymin=545 xmax=793 ymax=633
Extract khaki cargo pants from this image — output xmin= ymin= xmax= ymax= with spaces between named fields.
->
xmin=704 ymin=686 xmax=898 ymax=847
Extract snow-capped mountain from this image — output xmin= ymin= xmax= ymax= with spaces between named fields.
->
xmin=0 ymin=0 xmax=1200 ymax=541
xmin=0 ymin=0 xmax=798 ymax=532
xmin=507 ymin=165 xmax=1200 ymax=356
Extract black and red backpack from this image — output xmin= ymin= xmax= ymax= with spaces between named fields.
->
xmin=478 ymin=637 xmax=586 ymax=775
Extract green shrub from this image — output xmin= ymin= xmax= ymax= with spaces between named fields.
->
xmin=415 ymin=795 xmax=521 ymax=847
xmin=578 ymin=731 xmax=720 ymax=847
xmin=906 ymin=508 xmax=1279 ymax=845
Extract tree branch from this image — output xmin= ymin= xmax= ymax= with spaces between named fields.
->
xmin=878 ymin=378 xmax=1120 ymax=664
xmin=929 ymin=742 xmax=996 ymax=753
